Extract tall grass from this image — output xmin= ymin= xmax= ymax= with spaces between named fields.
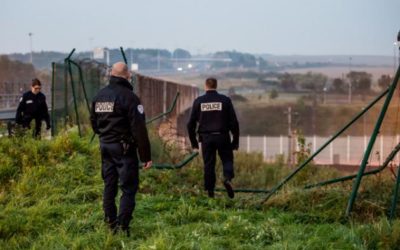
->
xmin=0 ymin=131 xmax=399 ymax=249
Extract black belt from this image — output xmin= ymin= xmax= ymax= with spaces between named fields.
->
xmin=200 ymin=132 xmax=226 ymax=135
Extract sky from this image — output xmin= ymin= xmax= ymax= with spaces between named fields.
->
xmin=0 ymin=0 xmax=399 ymax=56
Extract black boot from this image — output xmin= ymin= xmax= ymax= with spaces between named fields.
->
xmin=223 ymin=180 xmax=234 ymax=199
xmin=207 ymin=190 xmax=215 ymax=198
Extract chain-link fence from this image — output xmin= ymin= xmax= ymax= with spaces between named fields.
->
xmin=51 ymin=59 xmax=108 ymax=136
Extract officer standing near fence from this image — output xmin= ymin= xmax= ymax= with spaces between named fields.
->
xmin=90 ymin=62 xmax=152 ymax=236
xmin=187 ymin=77 xmax=239 ymax=198
xmin=15 ymin=78 xmax=51 ymax=137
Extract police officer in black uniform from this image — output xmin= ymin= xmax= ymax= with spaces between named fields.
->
xmin=187 ymin=77 xmax=239 ymax=198
xmin=15 ymin=78 xmax=51 ymax=137
xmin=90 ymin=62 xmax=152 ymax=236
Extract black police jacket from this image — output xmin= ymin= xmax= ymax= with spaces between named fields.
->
xmin=15 ymin=91 xmax=50 ymax=126
xmin=90 ymin=76 xmax=151 ymax=162
xmin=187 ymin=90 xmax=240 ymax=149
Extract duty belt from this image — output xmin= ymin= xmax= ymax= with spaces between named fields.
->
xmin=200 ymin=131 xmax=226 ymax=135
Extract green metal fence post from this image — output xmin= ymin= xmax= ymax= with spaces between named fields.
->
xmin=146 ymin=92 xmax=180 ymax=124
xmin=70 ymin=60 xmax=91 ymax=112
xmin=146 ymin=152 xmax=199 ymax=169
xmin=120 ymin=46 xmax=128 ymax=64
xmin=64 ymin=49 xmax=75 ymax=127
xmin=261 ymin=88 xmax=389 ymax=204
xmin=119 ymin=46 xmax=135 ymax=91
xmin=346 ymin=65 xmax=400 ymax=216
xmin=305 ymin=141 xmax=400 ymax=189
xmin=64 ymin=59 xmax=69 ymax=126
xmin=389 ymin=164 xmax=400 ymax=221
xmin=67 ymin=60 xmax=82 ymax=137
xmin=66 ymin=48 xmax=76 ymax=60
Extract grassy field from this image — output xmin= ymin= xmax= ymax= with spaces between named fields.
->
xmin=0 ymin=131 xmax=400 ymax=249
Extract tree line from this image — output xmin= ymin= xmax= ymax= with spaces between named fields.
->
xmin=275 ymin=71 xmax=392 ymax=94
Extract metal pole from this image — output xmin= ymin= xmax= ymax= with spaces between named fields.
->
xmin=346 ymin=64 xmax=400 ymax=216
xmin=67 ymin=60 xmax=82 ymax=137
xmin=348 ymin=57 xmax=352 ymax=104
xmin=287 ymin=106 xmax=292 ymax=167
xmin=347 ymin=135 xmax=351 ymax=164
xmin=389 ymin=163 xmax=400 ymax=221
xmin=398 ymin=31 xmax=400 ymax=68
xmin=146 ymin=92 xmax=180 ymax=124
xmin=263 ymin=136 xmax=267 ymax=161
xmin=261 ymin=88 xmax=389 ymax=204
xmin=66 ymin=48 xmax=76 ymax=60
xmin=120 ymin=46 xmax=128 ymax=64
xmin=380 ymin=135 xmax=384 ymax=166
xmin=305 ymin=140 xmax=400 ymax=189
xmin=28 ymin=32 xmax=33 ymax=64
xmin=69 ymin=60 xmax=91 ymax=112
xmin=394 ymin=42 xmax=398 ymax=75
xmin=120 ymin=46 xmax=135 ymax=91
xmin=64 ymin=49 xmax=75 ymax=127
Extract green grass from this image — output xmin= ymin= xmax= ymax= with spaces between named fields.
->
xmin=0 ymin=131 xmax=400 ymax=249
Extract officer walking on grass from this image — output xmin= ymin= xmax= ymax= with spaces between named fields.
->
xmin=187 ymin=77 xmax=239 ymax=198
xmin=90 ymin=62 xmax=152 ymax=236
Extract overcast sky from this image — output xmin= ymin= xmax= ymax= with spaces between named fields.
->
xmin=1 ymin=0 xmax=399 ymax=55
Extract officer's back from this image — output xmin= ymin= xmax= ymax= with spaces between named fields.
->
xmin=187 ymin=77 xmax=239 ymax=199
xmin=194 ymin=90 xmax=236 ymax=134
xmin=91 ymin=76 xmax=139 ymax=143
xmin=90 ymin=62 xmax=152 ymax=236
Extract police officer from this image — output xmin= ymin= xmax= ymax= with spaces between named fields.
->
xmin=15 ymin=78 xmax=51 ymax=137
xmin=90 ymin=62 xmax=152 ymax=236
xmin=187 ymin=77 xmax=239 ymax=198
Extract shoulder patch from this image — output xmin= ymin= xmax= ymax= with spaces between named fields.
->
xmin=137 ymin=105 xmax=144 ymax=114
xmin=19 ymin=97 xmax=23 ymax=102
xmin=201 ymin=102 xmax=222 ymax=112
xmin=95 ymin=102 xmax=114 ymax=113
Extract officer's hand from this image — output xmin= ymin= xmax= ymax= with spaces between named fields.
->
xmin=231 ymin=143 xmax=239 ymax=151
xmin=192 ymin=148 xmax=199 ymax=153
xmin=143 ymin=161 xmax=152 ymax=170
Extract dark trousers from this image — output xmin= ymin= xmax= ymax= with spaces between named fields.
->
xmin=200 ymin=133 xmax=234 ymax=191
xmin=100 ymin=142 xmax=139 ymax=229
xmin=21 ymin=117 xmax=42 ymax=137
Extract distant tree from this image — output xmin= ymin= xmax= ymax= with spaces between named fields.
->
xmin=212 ymin=51 xmax=257 ymax=69
xmin=347 ymin=71 xmax=372 ymax=94
xmin=295 ymin=72 xmax=327 ymax=92
xmin=0 ymin=55 xmax=35 ymax=83
xmin=377 ymin=74 xmax=392 ymax=91
xmin=279 ymin=73 xmax=296 ymax=91
xmin=257 ymin=57 xmax=269 ymax=69
xmin=269 ymin=89 xmax=278 ymax=100
xmin=172 ymin=48 xmax=191 ymax=59
xmin=332 ymin=78 xmax=346 ymax=93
